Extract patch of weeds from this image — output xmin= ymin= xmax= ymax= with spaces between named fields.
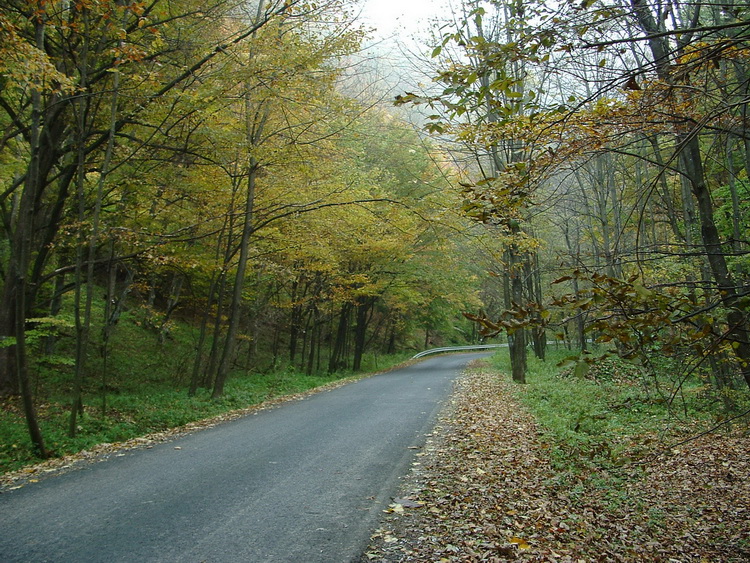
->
xmin=0 ymin=412 xmax=32 ymax=471
xmin=645 ymin=506 xmax=667 ymax=531
xmin=491 ymin=349 xmax=665 ymax=502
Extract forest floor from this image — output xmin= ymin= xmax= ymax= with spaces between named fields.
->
xmin=360 ymin=364 xmax=750 ymax=562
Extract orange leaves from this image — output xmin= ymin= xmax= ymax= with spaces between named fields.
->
xmin=111 ymin=43 xmax=149 ymax=64
xmin=127 ymin=1 xmax=147 ymax=17
xmin=0 ymin=13 xmax=75 ymax=94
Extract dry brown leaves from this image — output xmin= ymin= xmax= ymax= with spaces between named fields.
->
xmin=361 ymin=365 xmax=750 ymax=562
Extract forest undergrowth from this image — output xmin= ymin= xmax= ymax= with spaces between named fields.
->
xmin=0 ymin=371 xmax=368 ymax=491
xmin=362 ymin=353 xmax=750 ymax=562
xmin=0 ymin=307 xmax=414 ymax=477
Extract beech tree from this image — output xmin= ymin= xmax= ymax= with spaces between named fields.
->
xmin=0 ymin=0 xmax=309 ymax=451
xmin=403 ymin=0 xmax=559 ymax=382
xmin=404 ymin=0 xmax=748 ymax=390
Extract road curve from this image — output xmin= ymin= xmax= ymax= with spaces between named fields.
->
xmin=0 ymin=352 xmax=490 ymax=562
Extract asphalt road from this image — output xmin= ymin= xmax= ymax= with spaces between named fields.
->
xmin=0 ymin=352 xmax=490 ymax=562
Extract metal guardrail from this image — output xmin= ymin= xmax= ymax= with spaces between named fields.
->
xmin=411 ymin=344 xmax=507 ymax=359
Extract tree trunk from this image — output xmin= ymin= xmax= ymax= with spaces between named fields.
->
xmin=328 ymin=302 xmax=351 ymax=373
xmin=682 ymin=141 xmax=750 ymax=387
xmin=212 ymin=162 xmax=258 ymax=398
xmin=631 ymin=0 xmax=750 ymax=388
xmin=188 ymin=277 xmax=215 ymax=396
xmin=507 ymin=233 xmax=527 ymax=383
xmin=305 ymin=305 xmax=317 ymax=376
xmin=0 ymin=290 xmax=19 ymax=397
xmin=204 ymin=271 xmax=228 ymax=390
xmin=386 ymin=316 xmax=397 ymax=354
xmin=158 ymin=273 xmax=184 ymax=343
xmin=725 ymin=139 xmax=746 ymax=278
xmin=100 ymin=248 xmax=124 ymax=415
xmin=289 ymin=277 xmax=302 ymax=363
xmin=353 ymin=298 xmax=374 ymax=372
xmin=5 ymin=19 xmax=49 ymax=456
xmin=525 ymin=251 xmax=545 ymax=360
xmin=70 ymin=11 xmax=120 ymax=435
xmin=70 ymin=9 xmax=93 ymax=436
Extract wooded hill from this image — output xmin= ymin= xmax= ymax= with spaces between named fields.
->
xmin=0 ymin=0 xmax=494 ymax=460
xmin=2 ymin=0 xmax=749 ymax=466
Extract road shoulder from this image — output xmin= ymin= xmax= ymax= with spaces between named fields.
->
xmin=359 ymin=364 xmax=750 ymax=562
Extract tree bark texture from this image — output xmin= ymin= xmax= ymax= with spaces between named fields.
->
xmin=632 ymin=0 xmax=750 ymax=388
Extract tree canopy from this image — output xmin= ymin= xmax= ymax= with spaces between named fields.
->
xmin=0 ymin=0 xmax=494 ymax=454
xmin=404 ymin=0 xmax=749 ymax=393
xmin=2 ymin=0 xmax=748 ymax=457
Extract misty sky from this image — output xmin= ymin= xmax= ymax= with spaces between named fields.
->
xmin=359 ymin=0 xmax=452 ymax=41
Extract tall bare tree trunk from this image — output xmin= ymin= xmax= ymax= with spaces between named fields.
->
xmin=212 ymin=161 xmax=258 ymax=398
xmin=6 ymin=19 xmax=49 ymax=457
xmin=526 ymin=251 xmax=546 ymax=360
xmin=69 ymin=5 xmax=93 ymax=437
xmin=507 ymin=233 xmax=527 ymax=383
xmin=353 ymin=297 xmax=375 ymax=372
xmin=70 ymin=8 xmax=120 ymax=435
xmin=328 ymin=302 xmax=351 ymax=373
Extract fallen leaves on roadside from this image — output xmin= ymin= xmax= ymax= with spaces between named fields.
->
xmin=394 ymin=498 xmax=425 ymax=509
xmin=360 ymin=364 xmax=750 ymax=562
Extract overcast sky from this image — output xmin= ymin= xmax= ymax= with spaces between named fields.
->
xmin=358 ymin=0 xmax=453 ymax=43
xmin=343 ymin=0 xmax=457 ymax=113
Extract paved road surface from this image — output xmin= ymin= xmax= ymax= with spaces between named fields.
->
xmin=0 ymin=352 xmax=490 ymax=562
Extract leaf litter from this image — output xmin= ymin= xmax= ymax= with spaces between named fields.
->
xmin=360 ymin=364 xmax=750 ymax=562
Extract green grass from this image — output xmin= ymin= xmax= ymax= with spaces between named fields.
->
xmin=1 ymin=363 xmax=410 ymax=475
xmin=492 ymin=346 xmax=745 ymax=474
xmin=489 ymin=345 xmax=750 ymax=536
xmin=1 ymin=305 xmax=415 ymax=475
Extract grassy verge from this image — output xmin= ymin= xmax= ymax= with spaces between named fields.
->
xmin=2 ymin=372 xmax=331 ymax=473
xmin=492 ymin=346 xmax=748 ymax=487
xmin=1 ymin=308 xmax=415 ymax=475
